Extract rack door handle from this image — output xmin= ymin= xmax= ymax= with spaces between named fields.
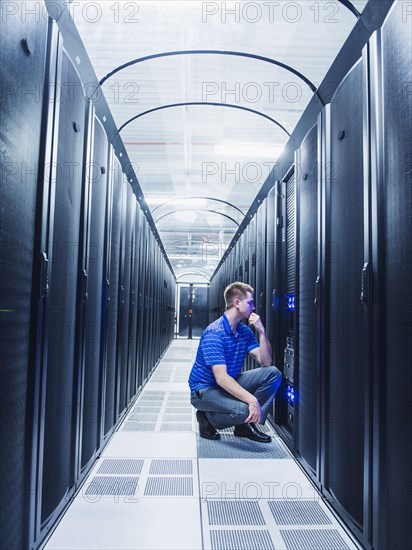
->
xmin=361 ymin=262 xmax=369 ymax=305
xmin=314 ymin=276 xmax=320 ymax=307
xmin=40 ymin=252 xmax=49 ymax=299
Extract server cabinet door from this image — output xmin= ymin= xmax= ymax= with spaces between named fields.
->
xmin=137 ymin=219 xmax=148 ymax=382
xmin=264 ymin=185 xmax=277 ymax=349
xmin=81 ymin=116 xmax=108 ymax=470
xmin=295 ymin=124 xmax=319 ymax=476
xmin=103 ymin=155 xmax=122 ymax=436
xmin=40 ymin=50 xmax=87 ymax=525
xmin=373 ymin=5 xmax=412 ymax=547
xmin=136 ymin=207 xmax=146 ymax=388
xmin=256 ymin=203 xmax=267 ymax=327
xmin=115 ymin=179 xmax=130 ymax=418
xmin=0 ymin=9 xmax=50 ymax=549
xmin=322 ymin=59 xmax=365 ymax=530
xmin=192 ymin=286 xmax=209 ymax=337
xmin=128 ymin=198 xmax=140 ymax=399
xmin=277 ymin=169 xmax=296 ymax=443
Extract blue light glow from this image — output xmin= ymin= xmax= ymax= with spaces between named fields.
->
xmin=286 ymin=293 xmax=295 ymax=310
xmin=286 ymin=385 xmax=296 ymax=402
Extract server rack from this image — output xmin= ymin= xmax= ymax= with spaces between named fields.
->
xmin=256 ymin=202 xmax=267 ymax=330
xmin=80 ymin=114 xmax=109 ymax=474
xmin=321 ymin=58 xmax=367 ymax=541
xmin=273 ymin=166 xmax=296 ymax=447
xmin=295 ymin=123 xmax=319 ymax=480
xmin=369 ymin=4 xmax=412 ymax=548
xmin=39 ymin=45 xmax=88 ymax=529
xmin=127 ymin=198 xmax=140 ymax=400
xmin=0 ymin=11 xmax=54 ymax=549
xmin=103 ymin=154 xmax=122 ymax=437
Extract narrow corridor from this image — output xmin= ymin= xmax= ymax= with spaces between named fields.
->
xmin=44 ymin=341 xmax=359 ymax=550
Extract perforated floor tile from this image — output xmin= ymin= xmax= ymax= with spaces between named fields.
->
xmin=217 ymin=424 xmax=273 ymax=435
xmin=96 ymin=459 xmax=144 ymax=475
xmin=207 ymin=500 xmax=266 ymax=525
xmin=149 ymin=459 xmax=193 ymax=475
xmin=85 ymin=476 xmax=139 ymax=496
xmin=163 ymin=414 xmax=193 ymax=422
xmin=198 ymin=434 xmax=289 ymax=459
xmin=122 ymin=423 xmax=156 ymax=431
xmin=144 ymin=476 xmax=194 ymax=496
xmin=160 ymin=423 xmax=193 ymax=431
xmin=209 ymin=529 xmax=275 ymax=550
xmin=268 ymin=500 xmax=332 ymax=525
xmin=126 ymin=414 xmax=159 ymax=422
xmin=164 ymin=407 xmax=193 ymax=413
xmin=280 ymin=528 xmax=351 ymax=549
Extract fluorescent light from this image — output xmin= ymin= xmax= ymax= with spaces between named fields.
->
xmin=145 ymin=196 xmax=208 ymax=208
xmin=174 ymin=211 xmax=197 ymax=223
xmin=215 ymin=142 xmax=285 ymax=158
xmin=145 ymin=195 xmax=175 ymax=205
xmin=168 ymin=255 xmax=219 ymax=261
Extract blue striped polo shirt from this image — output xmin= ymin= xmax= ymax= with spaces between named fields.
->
xmin=188 ymin=313 xmax=259 ymax=394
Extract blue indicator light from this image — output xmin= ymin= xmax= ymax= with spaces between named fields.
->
xmin=286 ymin=385 xmax=296 ymax=403
xmin=285 ymin=293 xmax=295 ymax=310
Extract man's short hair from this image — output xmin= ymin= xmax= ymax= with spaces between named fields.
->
xmin=224 ymin=282 xmax=254 ymax=310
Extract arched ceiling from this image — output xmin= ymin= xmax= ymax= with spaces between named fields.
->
xmin=71 ymin=0 xmax=369 ymax=280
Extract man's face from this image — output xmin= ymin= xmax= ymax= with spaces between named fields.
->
xmin=236 ymin=291 xmax=255 ymax=319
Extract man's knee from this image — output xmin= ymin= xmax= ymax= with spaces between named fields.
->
xmin=266 ymin=366 xmax=282 ymax=388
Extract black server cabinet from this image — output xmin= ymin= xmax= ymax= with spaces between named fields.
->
xmin=295 ymin=124 xmax=319 ymax=478
xmin=115 ymin=180 xmax=132 ymax=419
xmin=239 ymin=226 xmax=247 ymax=284
xmin=265 ymin=182 xmax=282 ymax=423
xmin=264 ymin=184 xmax=278 ymax=351
xmin=127 ymin=198 xmax=140 ymax=401
xmin=0 ymin=9 xmax=50 ymax=549
xmin=103 ymin=155 xmax=122 ymax=436
xmin=321 ymin=59 xmax=366 ymax=536
xmin=370 ymin=4 xmax=412 ymax=548
xmin=137 ymin=219 xmax=148 ymax=383
xmin=248 ymin=216 xmax=257 ymax=292
xmin=275 ymin=168 xmax=296 ymax=444
xmin=40 ymin=48 xmax=87 ymax=527
xmin=256 ymin=203 xmax=267 ymax=330
xmin=80 ymin=116 xmax=108 ymax=472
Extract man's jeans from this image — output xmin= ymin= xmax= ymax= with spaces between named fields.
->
xmin=190 ymin=366 xmax=282 ymax=429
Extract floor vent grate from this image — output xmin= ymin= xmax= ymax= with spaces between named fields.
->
xmin=268 ymin=500 xmax=332 ymax=525
xmin=207 ymin=500 xmax=265 ymax=525
xmin=162 ymin=414 xmax=192 ymax=422
xmin=96 ymin=459 xmax=144 ymax=475
xmin=144 ymin=476 xmax=193 ymax=496
xmin=164 ymin=407 xmax=192 ymax=414
xmin=122 ymin=423 xmax=156 ymax=431
xmin=160 ymin=423 xmax=193 ymax=431
xmin=149 ymin=459 xmax=193 ymax=475
xmin=210 ymin=529 xmax=275 ymax=550
xmin=280 ymin=529 xmax=350 ymax=549
xmin=85 ymin=476 xmax=139 ymax=496
xmin=198 ymin=434 xmax=289 ymax=459
xmin=127 ymin=414 xmax=159 ymax=422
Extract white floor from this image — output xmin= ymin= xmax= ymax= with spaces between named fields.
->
xmin=43 ymin=340 xmax=361 ymax=550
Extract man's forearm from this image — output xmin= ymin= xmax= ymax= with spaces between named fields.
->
xmin=258 ymin=331 xmax=272 ymax=366
xmin=215 ymin=373 xmax=257 ymax=405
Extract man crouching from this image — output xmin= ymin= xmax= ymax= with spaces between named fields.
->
xmin=188 ymin=282 xmax=282 ymax=442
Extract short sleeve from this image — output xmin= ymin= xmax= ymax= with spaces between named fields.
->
xmin=201 ymin=330 xmax=226 ymax=366
xmin=245 ymin=326 xmax=259 ymax=353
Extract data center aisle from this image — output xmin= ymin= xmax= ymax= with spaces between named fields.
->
xmin=44 ymin=340 xmax=360 ymax=550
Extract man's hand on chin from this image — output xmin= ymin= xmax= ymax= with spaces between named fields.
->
xmin=248 ymin=313 xmax=265 ymax=335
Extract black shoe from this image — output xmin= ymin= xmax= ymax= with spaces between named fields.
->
xmin=234 ymin=423 xmax=272 ymax=443
xmin=196 ymin=410 xmax=220 ymax=440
